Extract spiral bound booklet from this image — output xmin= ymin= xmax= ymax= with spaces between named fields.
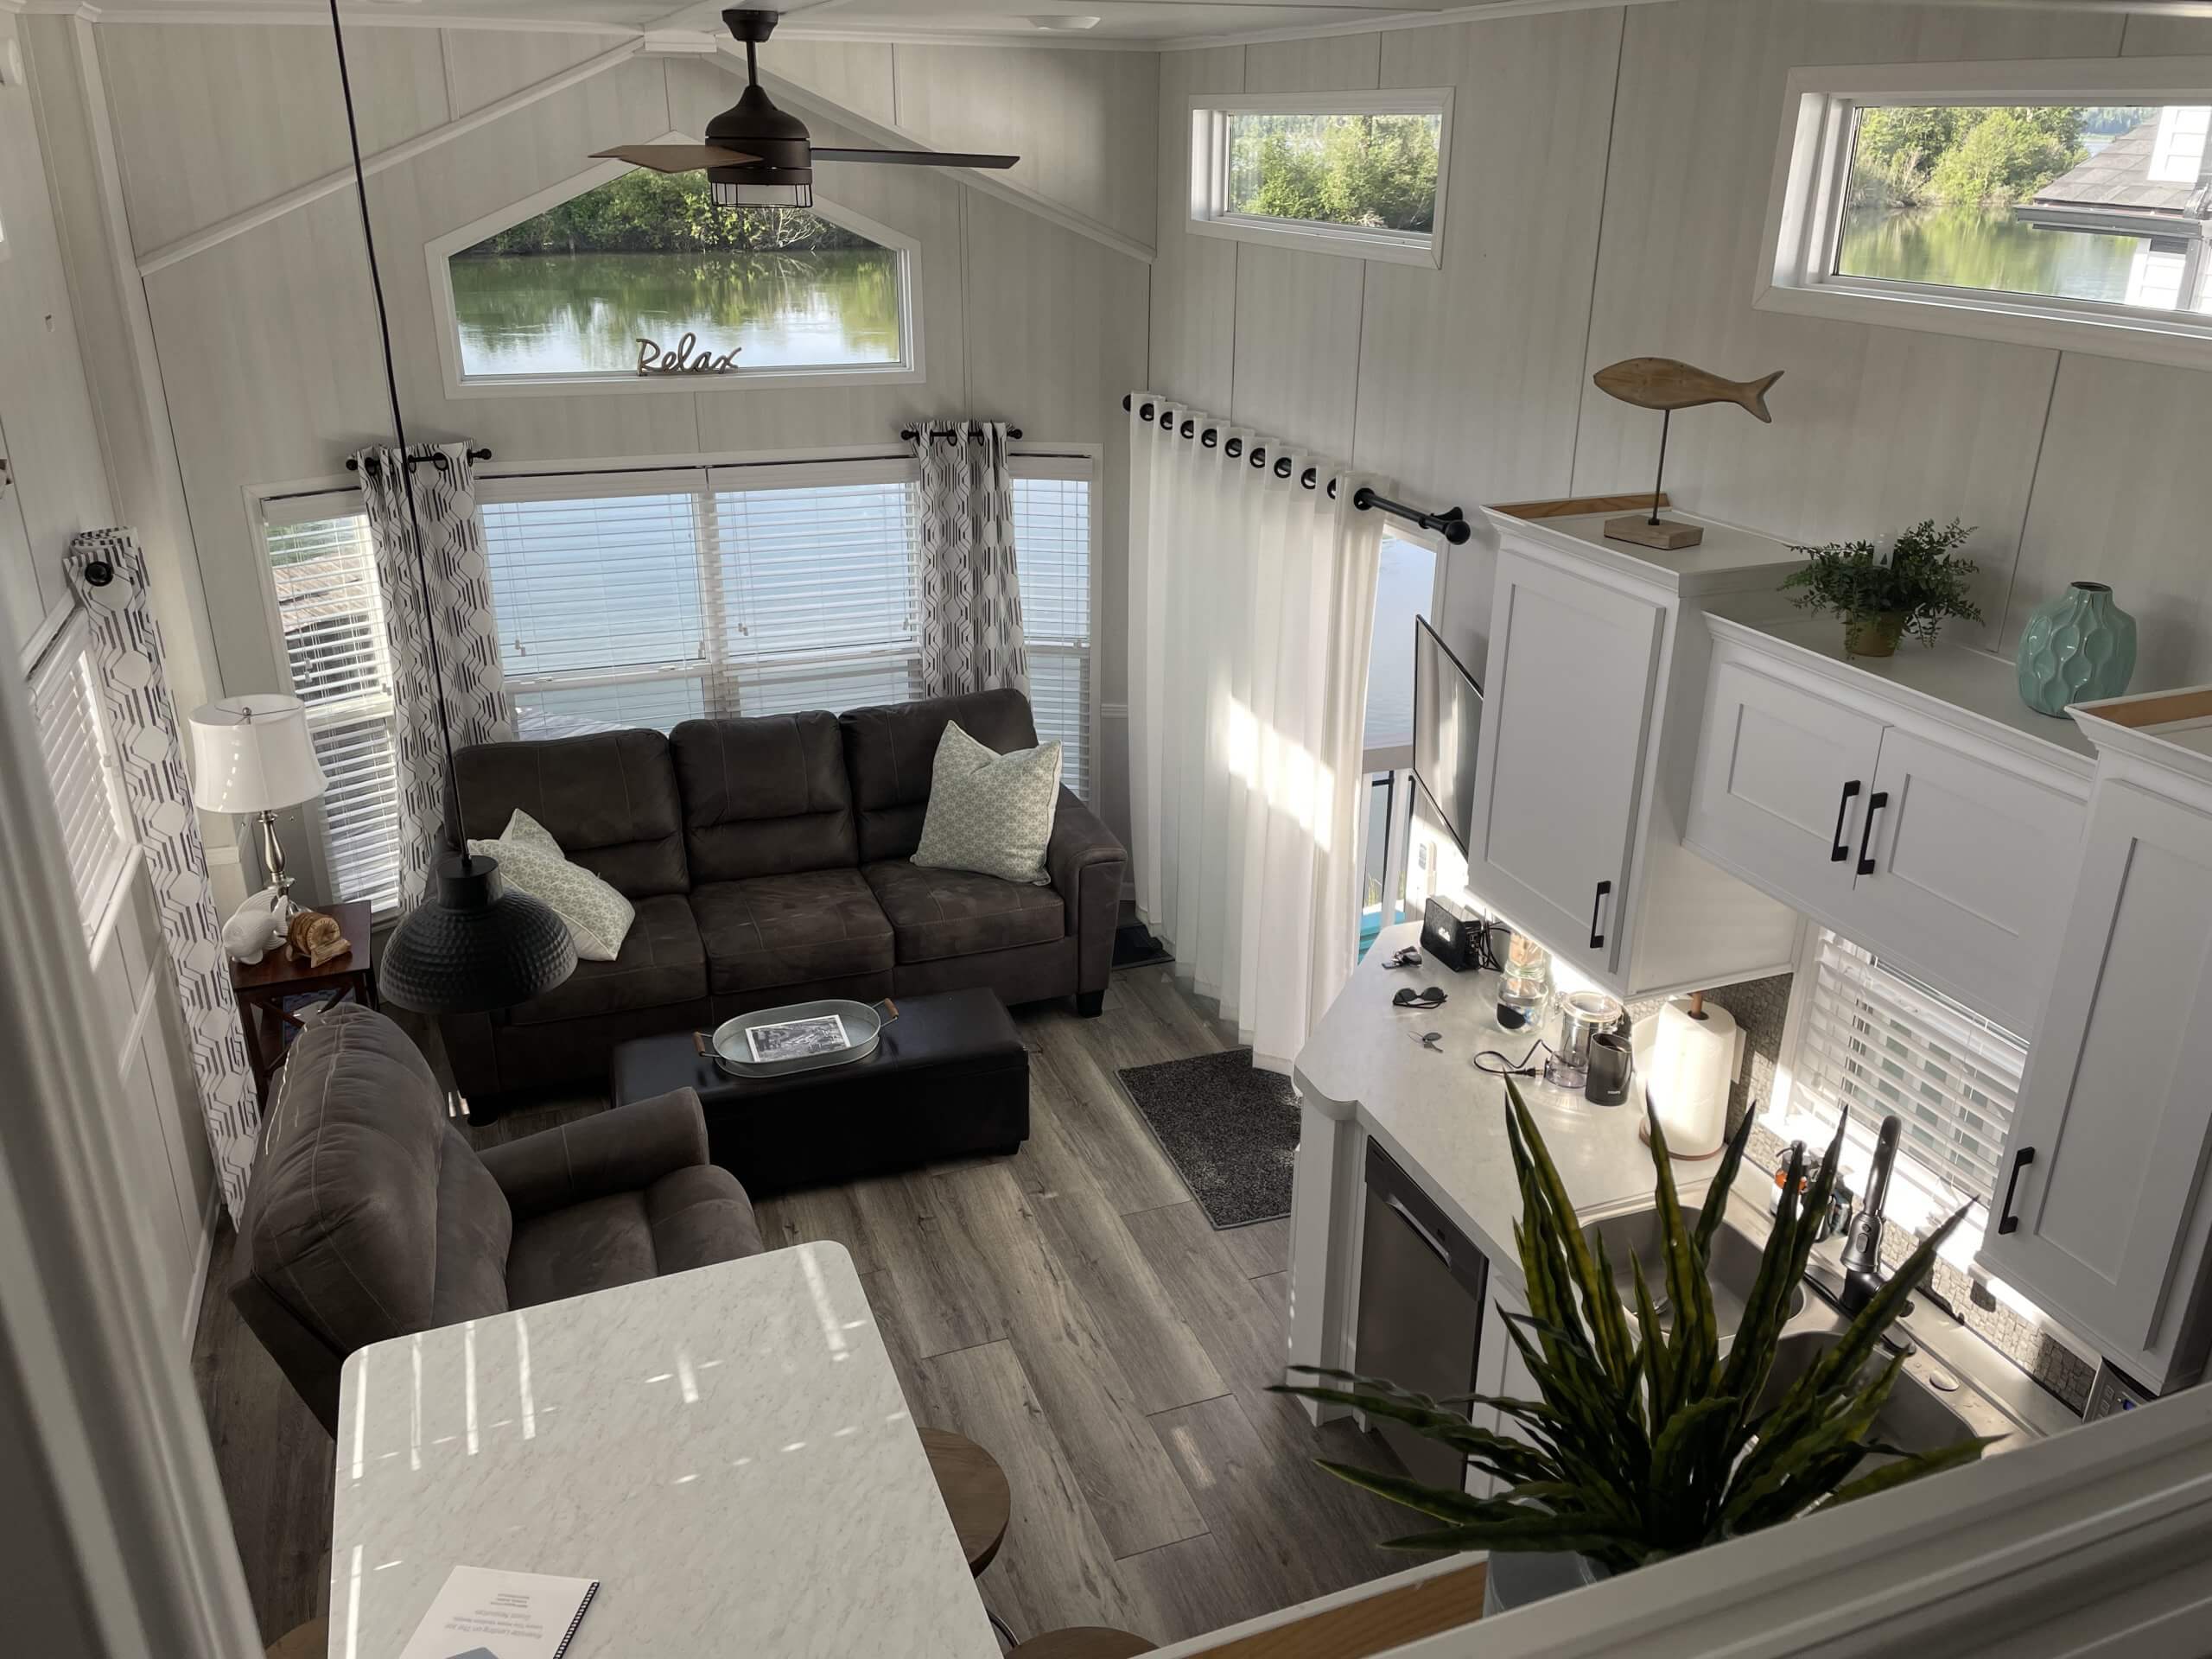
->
xmin=397 ymin=1565 xmax=601 ymax=1659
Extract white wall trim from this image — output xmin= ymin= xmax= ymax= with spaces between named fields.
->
xmin=742 ymin=52 xmax=1157 ymax=265
xmin=131 ymin=36 xmax=645 ymax=275
xmin=421 ymin=137 xmax=926 ymax=398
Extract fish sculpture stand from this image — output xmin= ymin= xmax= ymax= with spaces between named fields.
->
xmin=1591 ymin=357 xmax=1783 ymax=550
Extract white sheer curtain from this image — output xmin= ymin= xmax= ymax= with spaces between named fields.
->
xmin=1127 ymin=394 xmax=1383 ymax=1072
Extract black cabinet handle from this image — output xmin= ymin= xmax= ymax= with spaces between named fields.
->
xmin=1829 ymin=779 xmax=1862 ymax=862
xmin=1588 ymin=880 xmax=1611 ymax=950
xmin=1998 ymin=1147 xmax=2036 ymax=1236
xmin=1855 ymin=790 xmax=1889 ymax=876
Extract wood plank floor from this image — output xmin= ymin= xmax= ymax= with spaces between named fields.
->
xmin=191 ymin=964 xmax=1431 ymax=1649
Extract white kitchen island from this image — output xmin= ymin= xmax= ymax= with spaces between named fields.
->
xmin=327 ymin=1241 xmax=996 ymax=1658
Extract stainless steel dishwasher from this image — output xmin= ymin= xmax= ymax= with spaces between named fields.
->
xmin=1354 ymin=1138 xmax=1488 ymax=1491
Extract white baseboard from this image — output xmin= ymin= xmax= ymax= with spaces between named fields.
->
xmin=181 ymin=1189 xmax=219 ymax=1349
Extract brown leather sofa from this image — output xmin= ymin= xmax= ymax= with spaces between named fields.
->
xmin=232 ymin=1002 xmax=762 ymax=1434
xmin=437 ymin=688 xmax=1127 ymax=1107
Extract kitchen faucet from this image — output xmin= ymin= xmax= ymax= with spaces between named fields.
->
xmin=1838 ymin=1113 xmax=1904 ymax=1316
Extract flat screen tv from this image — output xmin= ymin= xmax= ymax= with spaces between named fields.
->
xmin=1411 ymin=616 xmax=1483 ymax=855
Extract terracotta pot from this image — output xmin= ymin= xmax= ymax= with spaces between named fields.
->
xmin=1842 ymin=611 xmax=1908 ymax=658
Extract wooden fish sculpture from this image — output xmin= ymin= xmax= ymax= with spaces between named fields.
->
xmin=1592 ymin=357 xmax=1784 ymax=423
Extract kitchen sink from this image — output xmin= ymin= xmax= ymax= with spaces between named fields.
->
xmin=1756 ymin=1330 xmax=1981 ymax=1472
xmin=1583 ymin=1209 xmax=1806 ymax=1351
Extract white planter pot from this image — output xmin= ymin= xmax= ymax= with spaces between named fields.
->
xmin=1483 ymin=1548 xmax=1605 ymax=1615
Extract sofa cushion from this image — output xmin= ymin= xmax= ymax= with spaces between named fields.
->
xmin=505 ymin=893 xmax=706 ymax=1027
xmin=690 ymin=868 xmax=894 ymax=995
xmin=840 ymin=689 xmax=1039 ymax=863
xmin=246 ymin=1004 xmax=500 ymax=1351
xmin=863 ymin=858 xmax=1065 ymax=965
xmin=505 ymin=1163 xmax=760 ymax=1308
xmin=671 ymin=711 xmax=859 ymax=881
xmin=454 ymin=729 xmax=689 ymax=899
xmin=468 ymin=810 xmax=636 ymax=962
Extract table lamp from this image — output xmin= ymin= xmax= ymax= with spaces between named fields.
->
xmin=189 ymin=694 xmax=327 ymax=913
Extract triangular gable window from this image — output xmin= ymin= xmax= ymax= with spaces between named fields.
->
xmin=435 ymin=159 xmax=918 ymax=390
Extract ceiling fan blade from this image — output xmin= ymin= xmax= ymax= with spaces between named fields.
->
xmin=590 ymin=143 xmax=761 ymax=173
xmin=810 ymin=148 xmax=1020 ymax=169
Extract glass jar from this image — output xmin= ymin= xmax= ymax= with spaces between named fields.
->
xmin=1496 ymin=932 xmax=1551 ymax=1033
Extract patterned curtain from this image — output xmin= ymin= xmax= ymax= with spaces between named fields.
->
xmin=65 ymin=530 xmax=260 ymax=1221
xmin=352 ymin=442 xmax=509 ymax=913
xmin=912 ymin=421 xmax=1027 ymax=699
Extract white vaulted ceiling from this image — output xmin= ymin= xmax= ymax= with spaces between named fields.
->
xmin=79 ymin=0 xmax=1500 ymax=48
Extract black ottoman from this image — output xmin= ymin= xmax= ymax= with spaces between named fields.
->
xmin=608 ymin=988 xmax=1029 ymax=1197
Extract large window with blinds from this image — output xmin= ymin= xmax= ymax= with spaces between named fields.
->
xmin=29 ymin=620 xmax=133 ymax=941
xmin=1788 ymin=927 xmax=2028 ymax=1216
xmin=257 ymin=454 xmax=1094 ymax=913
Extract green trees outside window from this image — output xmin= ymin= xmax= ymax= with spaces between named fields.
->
xmin=1224 ymin=111 xmax=1442 ymax=234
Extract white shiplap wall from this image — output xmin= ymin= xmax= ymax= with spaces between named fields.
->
xmin=1147 ymin=0 xmax=2212 ymax=683
xmin=79 ymin=24 xmax=1153 ymax=842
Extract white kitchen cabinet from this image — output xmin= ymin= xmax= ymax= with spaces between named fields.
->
xmin=1687 ymin=614 xmax=2091 ymax=1033
xmin=1466 ymin=505 xmax=1804 ymax=1000
xmin=1466 ymin=1279 xmax=1536 ymax=1501
xmin=1980 ymin=689 xmax=2212 ymax=1394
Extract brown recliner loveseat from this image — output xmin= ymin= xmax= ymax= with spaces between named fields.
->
xmin=230 ymin=1003 xmax=762 ymax=1434
xmin=436 ymin=688 xmax=1127 ymax=1107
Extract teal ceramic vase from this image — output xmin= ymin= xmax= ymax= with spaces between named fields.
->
xmin=2017 ymin=582 xmax=2136 ymax=718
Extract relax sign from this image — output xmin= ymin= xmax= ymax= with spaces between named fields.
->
xmin=635 ymin=333 xmax=741 ymax=376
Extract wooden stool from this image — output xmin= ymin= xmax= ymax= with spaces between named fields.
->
xmin=921 ymin=1427 xmax=1012 ymax=1575
xmin=264 ymin=1618 xmax=327 ymax=1659
xmin=1008 ymin=1629 xmax=1152 ymax=1658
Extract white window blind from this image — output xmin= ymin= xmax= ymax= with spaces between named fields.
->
xmin=1010 ymin=470 xmax=1092 ymax=801
xmin=1795 ymin=929 xmax=2028 ymax=1210
xmin=709 ymin=468 xmax=922 ymax=718
xmin=480 ymin=471 xmax=711 ymax=738
xmin=29 ymin=624 xmax=132 ymax=940
xmin=264 ymin=507 xmax=403 ymax=913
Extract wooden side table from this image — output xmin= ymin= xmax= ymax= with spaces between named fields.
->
xmin=230 ymin=898 xmax=377 ymax=1102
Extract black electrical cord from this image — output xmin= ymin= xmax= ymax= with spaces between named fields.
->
xmin=1472 ymin=1035 xmax=1559 ymax=1078
xmin=328 ymin=0 xmax=464 ymax=862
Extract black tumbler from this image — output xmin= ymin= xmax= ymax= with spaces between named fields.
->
xmin=1584 ymin=1031 xmax=1633 ymax=1107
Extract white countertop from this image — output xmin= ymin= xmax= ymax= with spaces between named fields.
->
xmin=1293 ymin=921 xmax=1698 ymax=1293
xmin=328 ymin=1242 xmax=995 ymax=1659
xmin=1482 ymin=506 xmax=1805 ymax=596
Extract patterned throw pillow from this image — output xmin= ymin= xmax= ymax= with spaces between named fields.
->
xmin=466 ymin=808 xmax=635 ymax=962
xmin=912 ymin=722 xmax=1063 ymax=886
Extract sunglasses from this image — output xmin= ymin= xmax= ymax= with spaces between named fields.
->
xmin=1393 ymin=986 xmax=1448 ymax=1010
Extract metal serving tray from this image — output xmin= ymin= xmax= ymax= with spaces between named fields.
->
xmin=700 ymin=997 xmax=897 ymax=1079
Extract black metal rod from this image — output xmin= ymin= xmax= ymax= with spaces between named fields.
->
xmin=346 ymin=447 xmax=493 ymax=474
xmin=1650 ymin=407 xmax=1670 ymax=526
xmin=1352 ymin=486 xmax=1474 ymax=547
xmin=899 ymin=424 xmax=1023 ymax=442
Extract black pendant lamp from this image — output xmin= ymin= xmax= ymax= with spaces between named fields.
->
xmin=325 ymin=0 xmax=575 ymax=1014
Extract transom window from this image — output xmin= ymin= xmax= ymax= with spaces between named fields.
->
xmin=257 ymin=456 xmax=1093 ymax=913
xmin=1189 ymin=91 xmax=1452 ymax=267
xmin=431 ymin=162 xmax=918 ymax=394
xmin=1761 ymin=62 xmax=2212 ymax=371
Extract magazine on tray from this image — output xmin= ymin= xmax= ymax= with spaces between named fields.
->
xmin=745 ymin=1013 xmax=851 ymax=1064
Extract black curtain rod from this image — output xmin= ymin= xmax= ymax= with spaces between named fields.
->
xmin=1120 ymin=393 xmax=1471 ymax=546
xmin=901 ymin=424 xmax=1023 ymax=442
xmin=346 ymin=446 xmax=493 ymax=474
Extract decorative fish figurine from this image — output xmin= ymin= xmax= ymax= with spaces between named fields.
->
xmin=1592 ymin=358 xmax=1785 ymax=423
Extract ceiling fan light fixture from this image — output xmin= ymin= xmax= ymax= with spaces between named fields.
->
xmin=714 ymin=177 xmax=811 ymax=208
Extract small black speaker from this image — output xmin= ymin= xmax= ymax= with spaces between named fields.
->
xmin=1421 ymin=897 xmax=1481 ymax=974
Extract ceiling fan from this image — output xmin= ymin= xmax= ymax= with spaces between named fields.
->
xmin=592 ymin=9 xmax=1020 ymax=210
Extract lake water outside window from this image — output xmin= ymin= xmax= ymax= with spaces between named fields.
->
xmin=1363 ymin=530 xmax=1437 ymax=758
xmin=1225 ymin=110 xmax=1441 ymax=234
xmin=1836 ymin=102 xmax=2212 ymax=317
xmin=448 ymin=170 xmax=906 ymax=380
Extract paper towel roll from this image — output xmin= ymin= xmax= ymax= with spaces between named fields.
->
xmin=1648 ymin=996 xmax=1737 ymax=1159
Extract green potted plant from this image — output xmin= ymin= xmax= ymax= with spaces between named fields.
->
xmin=1275 ymin=1084 xmax=1991 ymax=1611
xmin=1782 ymin=518 xmax=1983 ymax=658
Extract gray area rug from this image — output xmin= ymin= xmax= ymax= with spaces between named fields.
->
xmin=1117 ymin=1047 xmax=1297 ymax=1230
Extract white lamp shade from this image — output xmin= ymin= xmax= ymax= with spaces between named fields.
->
xmin=188 ymin=695 xmax=327 ymax=814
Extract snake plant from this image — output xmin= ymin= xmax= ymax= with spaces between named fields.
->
xmin=1274 ymin=1082 xmax=1993 ymax=1572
